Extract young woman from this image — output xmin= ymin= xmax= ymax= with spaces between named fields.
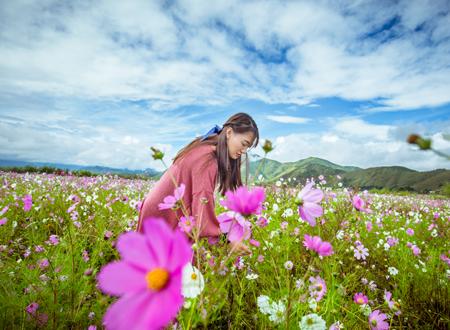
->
xmin=136 ymin=113 xmax=259 ymax=254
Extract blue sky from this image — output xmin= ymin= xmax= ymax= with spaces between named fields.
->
xmin=0 ymin=0 xmax=449 ymax=171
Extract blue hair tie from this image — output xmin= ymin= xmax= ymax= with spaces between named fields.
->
xmin=200 ymin=125 xmax=222 ymax=141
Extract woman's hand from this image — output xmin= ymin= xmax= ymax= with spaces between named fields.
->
xmin=228 ymin=241 xmax=251 ymax=256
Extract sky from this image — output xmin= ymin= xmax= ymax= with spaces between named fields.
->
xmin=0 ymin=0 xmax=449 ymax=172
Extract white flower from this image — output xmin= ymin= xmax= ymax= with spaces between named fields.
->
xmin=284 ymin=261 xmax=294 ymax=270
xmin=299 ymin=313 xmax=327 ymax=330
xmin=182 ymin=263 xmax=204 ymax=298
xmin=336 ymin=230 xmax=344 ymax=240
xmin=388 ymin=267 xmax=398 ymax=276
xmin=308 ymin=298 xmax=317 ymax=311
xmin=272 ymin=203 xmax=279 ymax=211
xmin=360 ymin=304 xmax=372 ymax=317
xmin=268 ymin=300 xmax=285 ymax=324
xmin=246 ymin=273 xmax=259 ymax=280
xmin=257 ymin=295 xmax=272 ymax=315
xmin=282 ymin=208 xmax=293 ymax=218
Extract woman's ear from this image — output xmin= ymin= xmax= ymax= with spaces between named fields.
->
xmin=226 ymin=127 xmax=232 ymax=140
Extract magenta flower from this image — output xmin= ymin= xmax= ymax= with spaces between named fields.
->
xmin=0 ymin=218 xmax=7 ymax=226
xmin=221 ymin=186 xmax=265 ymax=216
xmin=22 ymin=194 xmax=32 ymax=212
xmin=296 ymin=183 xmax=323 ymax=226
xmin=217 ymin=211 xmax=252 ymax=242
xmin=26 ymin=302 xmax=39 ymax=315
xmin=97 ymin=218 xmax=192 ymax=330
xmin=353 ymin=292 xmax=369 ymax=305
xmin=308 ymin=275 xmax=327 ymax=301
xmin=368 ymin=310 xmax=389 ymax=330
xmin=158 ymin=184 xmax=185 ymax=210
xmin=303 ymin=234 xmax=334 ymax=257
xmin=256 ymin=216 xmax=268 ymax=228
xmin=178 ymin=215 xmax=195 ymax=233
xmin=352 ymin=195 xmax=371 ymax=213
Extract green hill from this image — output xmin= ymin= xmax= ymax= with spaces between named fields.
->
xmin=247 ymin=157 xmax=449 ymax=193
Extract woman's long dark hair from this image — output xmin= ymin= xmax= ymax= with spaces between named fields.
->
xmin=172 ymin=113 xmax=259 ymax=195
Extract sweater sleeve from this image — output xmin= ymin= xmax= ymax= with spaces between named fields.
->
xmin=191 ymin=158 xmax=221 ymax=238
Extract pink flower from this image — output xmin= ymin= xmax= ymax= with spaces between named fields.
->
xmin=354 ymin=244 xmax=369 ymax=260
xmin=366 ymin=221 xmax=373 ymax=232
xmin=352 ymin=195 xmax=371 ymax=213
xmin=0 ymin=206 xmax=8 ymax=216
xmin=296 ymin=183 xmax=323 ymax=226
xmin=22 ymin=194 xmax=32 ymax=212
xmin=104 ymin=231 xmax=113 ymax=240
xmin=384 ymin=290 xmax=401 ymax=315
xmin=0 ymin=218 xmax=7 ymax=226
xmin=26 ymin=302 xmax=39 ymax=315
xmin=406 ymin=228 xmax=414 ymax=236
xmin=220 ymin=186 xmax=265 ymax=216
xmin=217 ymin=211 xmax=252 ymax=242
xmin=158 ymin=184 xmax=185 ymax=210
xmin=97 ymin=218 xmax=192 ymax=330
xmin=256 ymin=216 xmax=268 ymax=228
xmin=38 ymin=258 xmax=49 ymax=270
xmin=47 ymin=235 xmax=59 ymax=245
xmin=353 ymin=292 xmax=368 ymax=305
xmin=411 ymin=245 xmax=421 ymax=256
xmin=308 ymin=275 xmax=327 ymax=301
xmin=303 ymin=234 xmax=334 ymax=257
xmin=178 ymin=216 xmax=195 ymax=233
xmin=249 ymin=239 xmax=260 ymax=247
xmin=368 ymin=310 xmax=389 ymax=330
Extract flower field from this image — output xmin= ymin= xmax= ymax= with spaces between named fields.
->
xmin=0 ymin=171 xmax=449 ymax=329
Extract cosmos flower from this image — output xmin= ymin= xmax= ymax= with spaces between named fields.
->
xmin=217 ymin=211 xmax=252 ymax=242
xmin=97 ymin=218 xmax=192 ymax=329
xmin=303 ymin=234 xmax=334 ymax=257
xmin=296 ymin=183 xmax=324 ymax=226
xmin=308 ymin=275 xmax=327 ymax=302
xmin=368 ymin=310 xmax=389 ymax=330
xmin=353 ymin=292 xmax=369 ymax=305
xmin=158 ymin=184 xmax=185 ymax=210
xmin=221 ymin=186 xmax=265 ymax=216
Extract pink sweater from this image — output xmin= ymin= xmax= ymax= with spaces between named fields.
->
xmin=136 ymin=144 xmax=221 ymax=238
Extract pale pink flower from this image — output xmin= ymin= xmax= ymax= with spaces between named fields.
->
xmin=296 ymin=183 xmax=323 ymax=226
xmin=158 ymin=184 xmax=185 ymax=210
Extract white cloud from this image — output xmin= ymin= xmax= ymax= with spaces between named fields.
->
xmin=0 ymin=0 xmax=449 ymax=110
xmin=266 ymin=115 xmax=311 ymax=124
xmin=263 ymin=118 xmax=450 ymax=171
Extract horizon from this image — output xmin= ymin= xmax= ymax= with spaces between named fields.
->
xmin=1 ymin=1 xmax=449 ymax=172
xmin=1 ymin=155 xmax=449 ymax=174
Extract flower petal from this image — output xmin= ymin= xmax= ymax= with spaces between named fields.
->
xmin=97 ymin=261 xmax=146 ymax=296
xmin=116 ymin=232 xmax=158 ymax=270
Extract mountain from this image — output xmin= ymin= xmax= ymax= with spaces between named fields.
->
xmin=0 ymin=159 xmax=161 ymax=178
xmin=247 ymin=157 xmax=450 ymax=193
xmin=248 ymin=157 xmax=361 ymax=181
xmin=1 ymin=157 xmax=448 ymax=193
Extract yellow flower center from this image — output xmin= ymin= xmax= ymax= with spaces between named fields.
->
xmin=191 ymin=273 xmax=197 ymax=280
xmin=145 ymin=268 xmax=169 ymax=291
xmin=357 ymin=298 xmax=364 ymax=304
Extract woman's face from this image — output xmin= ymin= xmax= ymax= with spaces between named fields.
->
xmin=226 ymin=128 xmax=255 ymax=160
